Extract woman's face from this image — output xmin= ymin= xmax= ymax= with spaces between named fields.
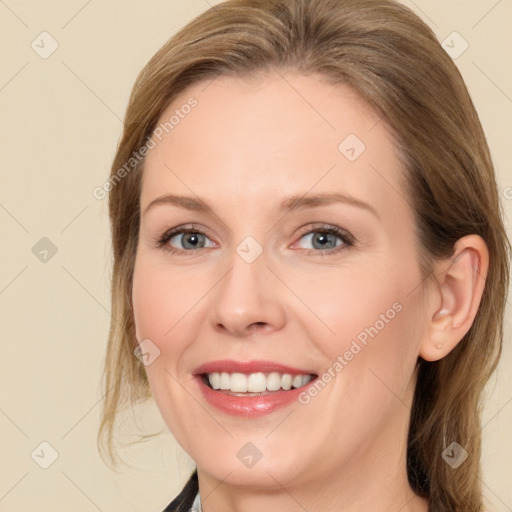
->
xmin=132 ymin=71 xmax=430 ymax=490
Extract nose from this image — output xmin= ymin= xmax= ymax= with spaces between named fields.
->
xmin=209 ymin=246 xmax=287 ymax=338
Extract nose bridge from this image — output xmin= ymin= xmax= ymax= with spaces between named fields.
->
xmin=209 ymin=236 xmax=286 ymax=336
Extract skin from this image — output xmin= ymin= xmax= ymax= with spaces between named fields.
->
xmin=131 ymin=70 xmax=488 ymax=512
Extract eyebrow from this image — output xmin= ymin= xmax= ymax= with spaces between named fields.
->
xmin=142 ymin=192 xmax=379 ymax=218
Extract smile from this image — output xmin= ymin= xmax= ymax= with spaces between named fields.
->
xmin=194 ymin=360 xmax=318 ymax=416
xmin=204 ymin=371 xmax=314 ymax=395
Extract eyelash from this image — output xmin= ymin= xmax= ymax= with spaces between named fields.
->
xmin=153 ymin=223 xmax=355 ymax=257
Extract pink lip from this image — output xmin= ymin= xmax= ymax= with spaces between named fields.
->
xmin=193 ymin=360 xmax=317 ymax=417
xmin=194 ymin=359 xmax=314 ymax=375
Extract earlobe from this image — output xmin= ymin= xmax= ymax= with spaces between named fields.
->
xmin=419 ymin=235 xmax=489 ymax=362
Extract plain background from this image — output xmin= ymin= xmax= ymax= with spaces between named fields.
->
xmin=0 ymin=0 xmax=511 ymax=510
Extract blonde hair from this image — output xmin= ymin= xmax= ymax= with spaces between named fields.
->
xmin=98 ymin=1 xmax=510 ymax=510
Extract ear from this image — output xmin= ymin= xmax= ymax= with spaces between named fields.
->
xmin=420 ymin=234 xmax=489 ymax=362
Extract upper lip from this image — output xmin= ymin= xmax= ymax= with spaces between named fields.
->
xmin=194 ymin=359 xmax=317 ymax=376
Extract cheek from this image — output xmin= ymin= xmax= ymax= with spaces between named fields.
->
xmin=130 ymin=255 xmax=197 ymax=439
xmin=130 ymin=254 xmax=197 ymax=408
xmin=303 ymin=260 xmax=424 ymax=391
xmin=334 ymin=298 xmax=422 ymax=441
xmin=296 ymin=266 xmax=407 ymax=348
xmin=132 ymin=281 xmax=168 ymax=343
xmin=297 ymin=274 xmax=424 ymax=445
xmin=131 ymin=254 xmax=203 ymax=343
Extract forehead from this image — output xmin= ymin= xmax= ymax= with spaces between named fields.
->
xmin=140 ymin=71 xmax=408 ymax=221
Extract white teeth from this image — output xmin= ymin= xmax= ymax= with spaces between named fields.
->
xmin=207 ymin=371 xmax=314 ymax=393
xmin=281 ymin=374 xmax=292 ymax=390
xmin=209 ymin=372 xmax=220 ymax=390
xmin=219 ymin=372 xmax=230 ymax=390
xmin=291 ymin=375 xmax=303 ymax=389
xmin=247 ymin=372 xmax=267 ymax=392
xmin=230 ymin=373 xmax=247 ymax=392
xmin=267 ymin=372 xmax=282 ymax=391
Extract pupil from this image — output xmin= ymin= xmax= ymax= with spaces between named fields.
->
xmin=314 ymin=232 xmax=335 ymax=249
xmin=183 ymin=233 xmax=203 ymax=249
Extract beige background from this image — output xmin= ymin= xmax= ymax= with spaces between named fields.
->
xmin=0 ymin=0 xmax=511 ymax=510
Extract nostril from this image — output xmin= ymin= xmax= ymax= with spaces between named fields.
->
xmin=248 ymin=322 xmax=267 ymax=329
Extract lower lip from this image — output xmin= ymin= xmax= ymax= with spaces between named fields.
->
xmin=195 ymin=376 xmax=314 ymax=417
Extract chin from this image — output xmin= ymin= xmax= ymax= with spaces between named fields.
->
xmin=201 ymin=460 xmax=302 ymax=490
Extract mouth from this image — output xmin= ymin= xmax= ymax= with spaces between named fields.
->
xmin=200 ymin=371 xmax=317 ymax=396
xmin=193 ymin=360 xmax=318 ymax=416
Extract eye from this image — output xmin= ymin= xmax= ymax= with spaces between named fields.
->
xmin=155 ymin=225 xmax=215 ymax=255
xmin=294 ymin=224 xmax=354 ymax=254
xmin=154 ymin=223 xmax=354 ymax=256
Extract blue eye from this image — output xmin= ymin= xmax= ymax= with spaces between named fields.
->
xmin=155 ymin=223 xmax=354 ymax=256
xmin=161 ymin=229 xmax=215 ymax=252
xmin=298 ymin=230 xmax=343 ymax=250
